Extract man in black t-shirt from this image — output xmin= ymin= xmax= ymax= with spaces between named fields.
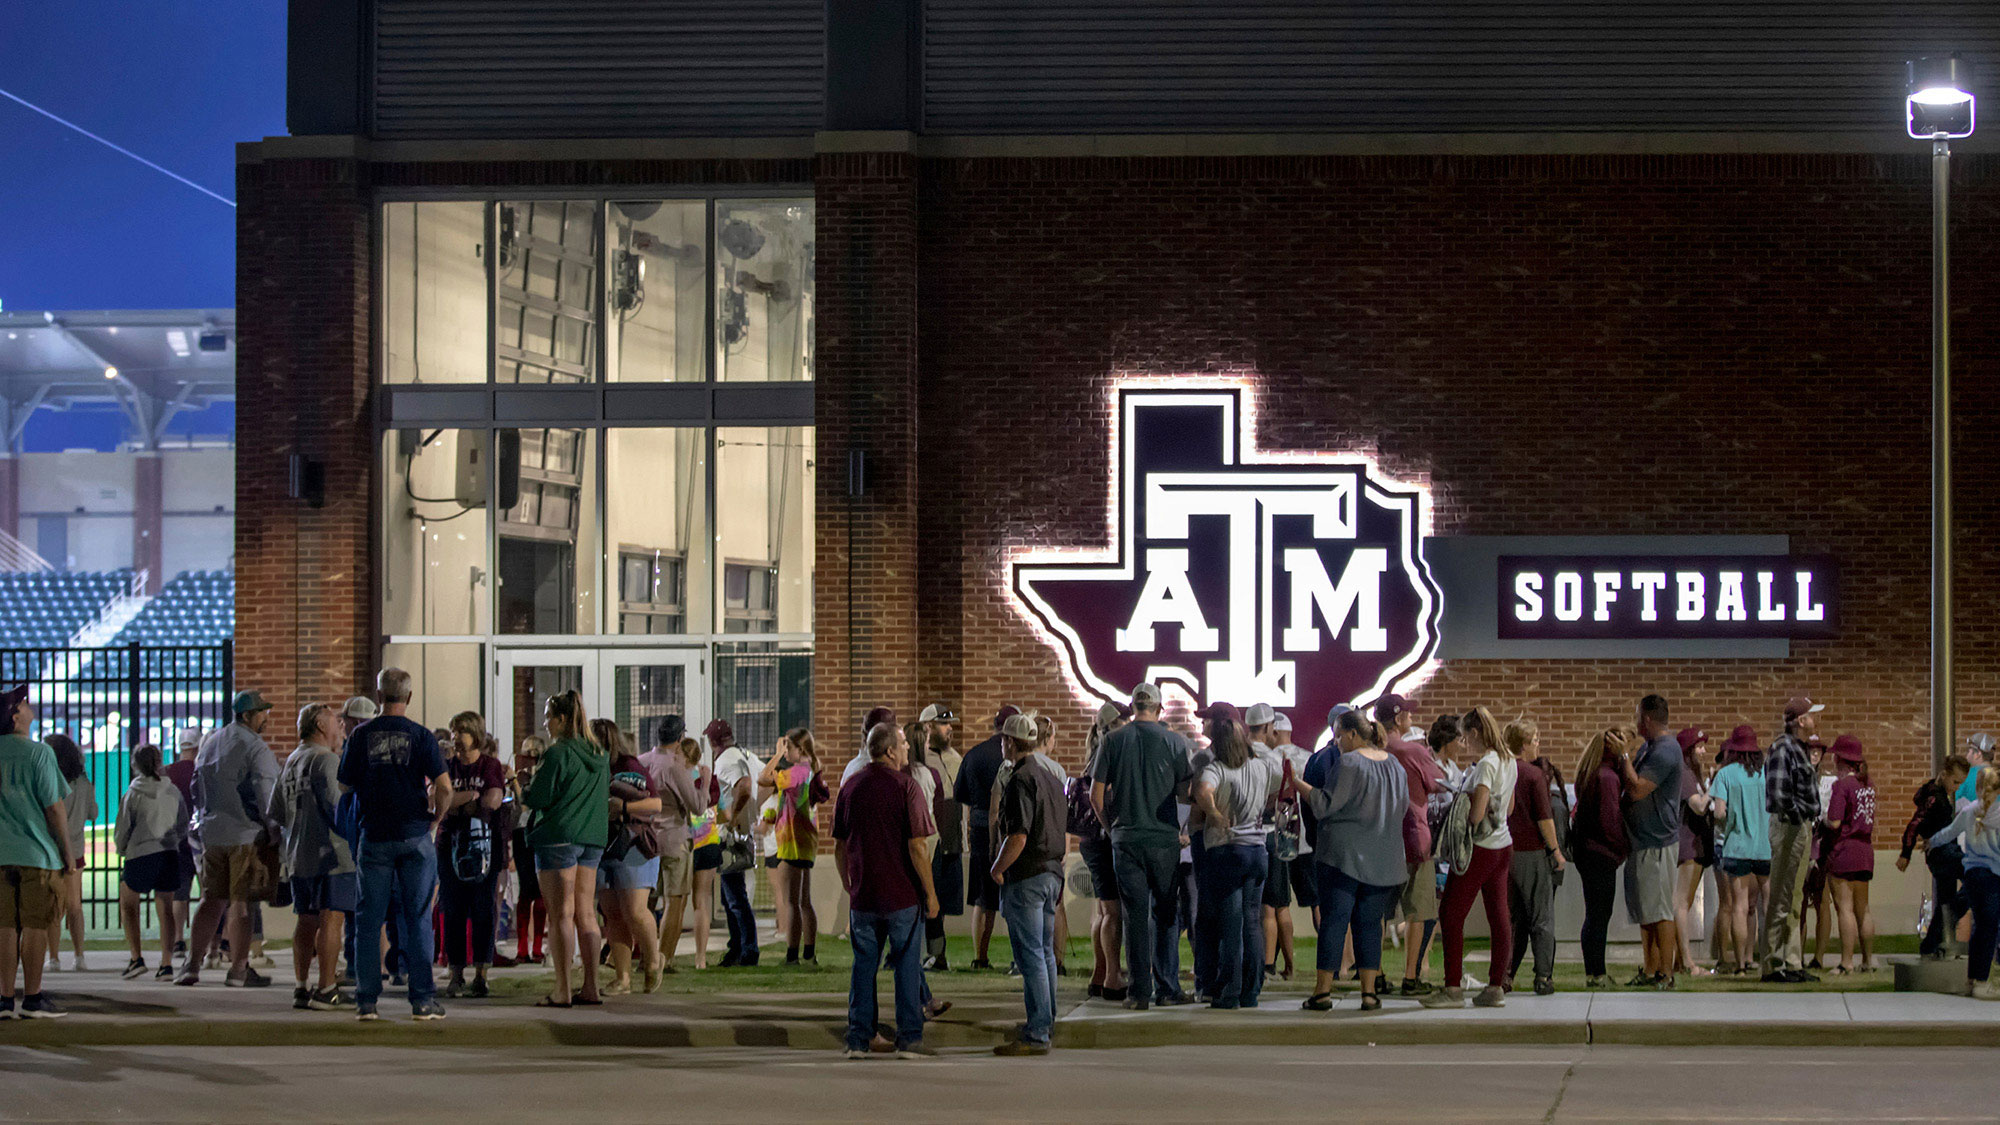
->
xmin=1090 ymin=684 xmax=1195 ymax=1009
xmin=991 ymin=712 xmax=1068 ymax=1056
xmin=952 ymin=706 xmax=1017 ymax=970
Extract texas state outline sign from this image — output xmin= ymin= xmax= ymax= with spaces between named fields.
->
xmin=1010 ymin=385 xmax=1441 ymax=736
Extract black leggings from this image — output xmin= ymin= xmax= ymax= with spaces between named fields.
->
xmin=1576 ymin=853 xmax=1620 ymax=978
xmin=439 ymin=866 xmax=499 ymax=968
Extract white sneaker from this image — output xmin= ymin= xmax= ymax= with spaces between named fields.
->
xmin=249 ymin=953 xmax=277 ymax=970
xmin=1971 ymin=979 xmax=2000 ymax=1001
xmin=72 ymin=953 xmax=88 ymax=972
xmin=46 ymin=954 xmax=61 ymax=972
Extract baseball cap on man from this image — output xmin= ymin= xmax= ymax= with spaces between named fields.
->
xmin=1097 ymin=700 xmax=1132 ymax=726
xmin=1001 ymin=712 xmax=1040 ymax=743
xmin=1372 ymin=693 xmax=1411 ymax=723
xmin=1783 ymin=695 xmax=1825 ymax=720
xmin=1244 ymin=703 xmax=1277 ymax=728
xmin=0 ymin=683 xmax=27 ymax=717
xmin=919 ymin=703 xmax=956 ymax=724
xmin=1968 ymin=732 xmax=1996 ymax=756
xmin=176 ymin=725 xmax=204 ymax=752
xmin=1676 ymin=727 xmax=1709 ymax=753
xmin=1273 ymin=713 xmax=1293 ymax=734
xmin=1131 ymin=683 xmax=1162 ymax=708
xmin=704 ymin=718 xmax=736 ymax=749
xmin=1831 ymin=734 xmax=1866 ymax=764
xmin=342 ymin=696 xmax=379 ymax=722
xmin=232 ymin=690 xmax=273 ymax=715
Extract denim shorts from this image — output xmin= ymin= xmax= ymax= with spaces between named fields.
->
xmin=597 ymin=853 xmax=661 ymax=891
xmin=1719 ymin=857 xmax=1771 ymax=879
xmin=534 ymin=843 xmax=605 ymax=872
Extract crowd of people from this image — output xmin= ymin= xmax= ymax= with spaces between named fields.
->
xmin=3 ymin=669 xmax=1999 ymax=1045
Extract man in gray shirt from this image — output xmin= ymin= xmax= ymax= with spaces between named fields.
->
xmin=178 ymin=690 xmax=280 ymax=988
xmin=1613 ymin=693 xmax=1683 ymax=988
xmin=1090 ymin=683 xmax=1195 ymax=1010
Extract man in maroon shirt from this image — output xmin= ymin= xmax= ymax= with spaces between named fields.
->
xmin=833 ymin=721 xmax=939 ymax=1059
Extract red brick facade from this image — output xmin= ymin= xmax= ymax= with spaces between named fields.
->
xmin=234 ymin=147 xmax=1999 ymax=816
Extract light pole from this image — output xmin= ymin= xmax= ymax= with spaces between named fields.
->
xmin=1907 ymin=56 xmax=1975 ymax=771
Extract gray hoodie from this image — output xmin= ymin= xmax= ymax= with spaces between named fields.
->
xmin=114 ymin=775 xmax=184 ymax=860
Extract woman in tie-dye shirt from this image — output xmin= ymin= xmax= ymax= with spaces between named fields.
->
xmin=759 ymin=728 xmax=829 ymax=965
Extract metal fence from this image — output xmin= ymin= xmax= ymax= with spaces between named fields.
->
xmin=0 ymin=642 xmax=233 ymax=933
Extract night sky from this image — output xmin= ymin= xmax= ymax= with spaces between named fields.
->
xmin=0 ymin=1 xmax=284 ymax=312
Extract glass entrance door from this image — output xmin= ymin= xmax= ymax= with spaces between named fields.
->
xmin=491 ymin=649 xmax=593 ymax=763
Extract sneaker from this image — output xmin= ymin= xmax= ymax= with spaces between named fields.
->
xmin=153 ymin=964 xmax=174 ymax=982
xmin=225 ymin=967 xmax=272 ymax=988
xmin=45 ymin=953 xmax=60 ymax=972
xmin=1006 ymin=963 xmax=1022 ymax=978
xmin=249 ymin=952 xmax=277 ymax=970
xmin=895 ymin=1042 xmax=938 ymax=1059
xmin=923 ymin=999 xmax=953 ymax=1020
xmin=307 ymin=988 xmax=353 ymax=1011
xmin=73 ymin=953 xmax=88 ymax=972
xmin=1971 ymin=980 xmax=2000 ymax=1001
xmin=1624 ymin=971 xmax=1659 ymax=988
xmin=1420 ymin=987 xmax=1466 ymax=1009
xmin=442 ymin=977 xmax=466 ymax=999
xmin=1533 ymin=977 xmax=1556 ymax=997
xmin=993 ymin=1039 xmax=1051 ymax=1057
xmin=1154 ymin=992 xmax=1194 ymax=1007
xmin=967 ymin=959 xmax=995 ymax=972
xmin=390 ymin=971 xmax=407 ymax=988
xmin=1787 ymin=970 xmax=1820 ymax=984
xmin=173 ymin=968 xmax=200 ymax=987
xmin=19 ymin=994 xmax=65 ymax=1019
xmin=356 ymin=1005 xmax=380 ymax=1021
xmin=1121 ymin=997 xmax=1150 ymax=1012
xmin=1586 ymin=975 xmax=1610 ymax=989
xmin=842 ymin=1047 xmax=870 ymax=1060
xmin=1398 ymin=978 xmax=1435 ymax=997
xmin=468 ymin=978 xmax=490 ymax=999
xmin=122 ymin=958 xmax=148 ymax=981
xmin=1473 ymin=985 xmax=1507 ymax=1008
xmin=1655 ymin=974 xmax=1677 ymax=991
xmin=293 ymin=986 xmax=312 ymax=1010
xmin=173 ymin=940 xmax=187 ymax=957
xmin=0 ymin=996 xmax=13 ymax=1020
xmin=411 ymin=1000 xmax=447 ymax=1021
xmin=204 ymin=951 xmax=224 ymax=970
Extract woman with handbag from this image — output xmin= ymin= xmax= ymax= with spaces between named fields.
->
xmin=759 ymin=728 xmax=830 ymax=966
xmin=522 ymin=690 xmax=610 ymax=1008
xmin=593 ymin=718 xmax=664 ymax=994
xmin=438 ymin=712 xmax=506 ymax=998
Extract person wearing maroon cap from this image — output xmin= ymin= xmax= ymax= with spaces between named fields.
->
xmin=952 ymin=705 xmax=1019 ymax=970
xmin=1709 ymin=725 xmax=1770 ymax=975
xmin=1823 ymin=736 xmax=1878 ymax=974
xmin=1757 ymin=694 xmax=1824 ymax=982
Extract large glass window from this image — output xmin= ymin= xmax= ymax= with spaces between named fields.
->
xmin=715 ymin=427 xmax=814 ymax=635
xmin=609 ymin=201 xmax=708 ymax=382
xmin=381 ymin=428 xmax=491 ymax=635
xmin=496 ymin=201 xmax=601 ymax=384
xmin=715 ymin=202 xmax=814 ymax=383
xmin=496 ymin=428 xmax=598 ymax=634
xmin=382 ymin=202 xmax=487 ymax=384
xmin=606 ymin=428 xmax=709 ymax=634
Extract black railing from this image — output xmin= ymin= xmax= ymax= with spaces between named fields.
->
xmin=0 ymin=642 xmax=232 ymax=933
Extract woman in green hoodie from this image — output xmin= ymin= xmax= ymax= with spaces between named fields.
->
xmin=522 ymin=690 xmax=610 ymax=1007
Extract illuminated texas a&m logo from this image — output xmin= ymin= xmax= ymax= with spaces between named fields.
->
xmin=1011 ymin=386 xmax=1440 ymax=728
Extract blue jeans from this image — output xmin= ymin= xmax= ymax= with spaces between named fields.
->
xmin=356 ymin=834 xmax=439 ymax=1011
xmin=1000 ymin=871 xmax=1062 ymax=1044
xmin=1197 ymin=842 xmax=1267 ymax=1007
xmin=1112 ymin=841 xmax=1183 ymax=1004
xmin=719 ymin=870 xmax=759 ymax=962
xmin=847 ymin=905 xmax=926 ymax=1051
xmin=1189 ymin=836 xmax=1214 ymax=995
xmin=1315 ymin=863 xmax=1400 ymax=976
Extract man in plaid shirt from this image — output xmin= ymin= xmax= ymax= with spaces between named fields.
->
xmin=1758 ymin=695 xmax=1825 ymax=983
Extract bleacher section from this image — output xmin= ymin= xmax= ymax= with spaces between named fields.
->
xmin=0 ymin=571 xmax=136 ymax=646
xmin=114 ymin=570 xmax=235 ymax=645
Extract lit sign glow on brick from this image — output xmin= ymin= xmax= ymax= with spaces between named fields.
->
xmin=1499 ymin=556 xmax=1837 ymax=640
xmin=1010 ymin=384 xmax=1441 ymax=724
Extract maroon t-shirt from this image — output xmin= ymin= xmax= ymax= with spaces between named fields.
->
xmin=1385 ymin=736 xmax=1444 ymax=860
xmin=440 ymin=753 xmax=507 ymax=844
xmin=1825 ymin=774 xmax=1876 ymax=876
xmin=1507 ymin=758 xmax=1554 ymax=853
xmin=833 ymin=762 xmax=937 ymax=915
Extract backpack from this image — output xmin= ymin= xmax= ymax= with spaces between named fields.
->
xmin=450 ymin=815 xmax=493 ymax=882
xmin=1435 ymin=787 xmax=1476 ymax=874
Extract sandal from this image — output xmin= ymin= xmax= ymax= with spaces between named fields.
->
xmin=1831 ymin=966 xmax=1851 ymax=976
xmin=535 ymin=995 xmax=572 ymax=1009
xmin=1301 ymin=992 xmax=1333 ymax=1012
xmin=573 ymin=993 xmax=605 ymax=1006
xmin=1359 ymin=992 xmax=1381 ymax=1012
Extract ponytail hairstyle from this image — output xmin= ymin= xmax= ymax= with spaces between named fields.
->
xmin=546 ymin=689 xmax=595 ymax=749
xmin=676 ymin=736 xmax=702 ymax=768
xmin=1034 ymin=713 xmax=1055 ymax=751
xmin=1503 ymin=718 xmax=1538 ymax=759
xmin=1211 ymin=719 xmax=1252 ymax=769
xmin=786 ymin=727 xmax=817 ymax=767
xmin=1461 ymin=706 xmax=1507 ymax=759
xmin=1975 ymin=765 xmax=2000 ymax=843
xmin=131 ymin=743 xmax=163 ymax=781
xmin=589 ymin=717 xmax=627 ymax=758
xmin=1335 ymin=708 xmax=1385 ymax=749
xmin=1576 ymin=728 xmax=1615 ymax=787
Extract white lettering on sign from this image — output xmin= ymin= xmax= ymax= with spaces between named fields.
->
xmin=1676 ymin=572 xmax=1706 ymax=622
xmin=1633 ymin=572 xmax=1667 ymax=621
xmin=1554 ymin=572 xmax=1584 ymax=622
xmin=1592 ymin=572 xmax=1622 ymax=622
xmin=1283 ymin=547 xmax=1389 ymax=654
xmin=1116 ymin=549 xmax=1218 ymax=652
xmin=1796 ymin=571 xmax=1825 ymax=622
xmin=1756 ymin=571 xmax=1787 ymax=622
xmin=1514 ymin=572 xmax=1544 ymax=621
xmin=1716 ymin=571 xmax=1748 ymax=622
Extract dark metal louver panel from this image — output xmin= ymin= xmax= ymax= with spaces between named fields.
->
xmin=373 ymin=0 xmax=823 ymax=139
xmin=923 ymin=0 xmax=2000 ymax=134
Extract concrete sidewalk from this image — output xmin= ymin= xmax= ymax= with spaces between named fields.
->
xmin=7 ymin=953 xmax=1996 ymax=1051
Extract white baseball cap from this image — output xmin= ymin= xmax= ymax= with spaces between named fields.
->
xmin=1244 ymin=703 xmax=1277 ymax=727
xmin=919 ymin=703 xmax=956 ymax=724
xmin=176 ymin=726 xmax=203 ymax=752
xmin=1273 ymin=714 xmax=1293 ymax=733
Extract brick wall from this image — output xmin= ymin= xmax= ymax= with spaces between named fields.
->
xmin=909 ymin=152 xmax=2000 ymax=812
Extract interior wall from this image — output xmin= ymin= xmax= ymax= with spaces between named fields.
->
xmin=381 ymin=429 xmax=489 ymax=634
xmin=382 ymin=200 xmax=487 ymax=384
